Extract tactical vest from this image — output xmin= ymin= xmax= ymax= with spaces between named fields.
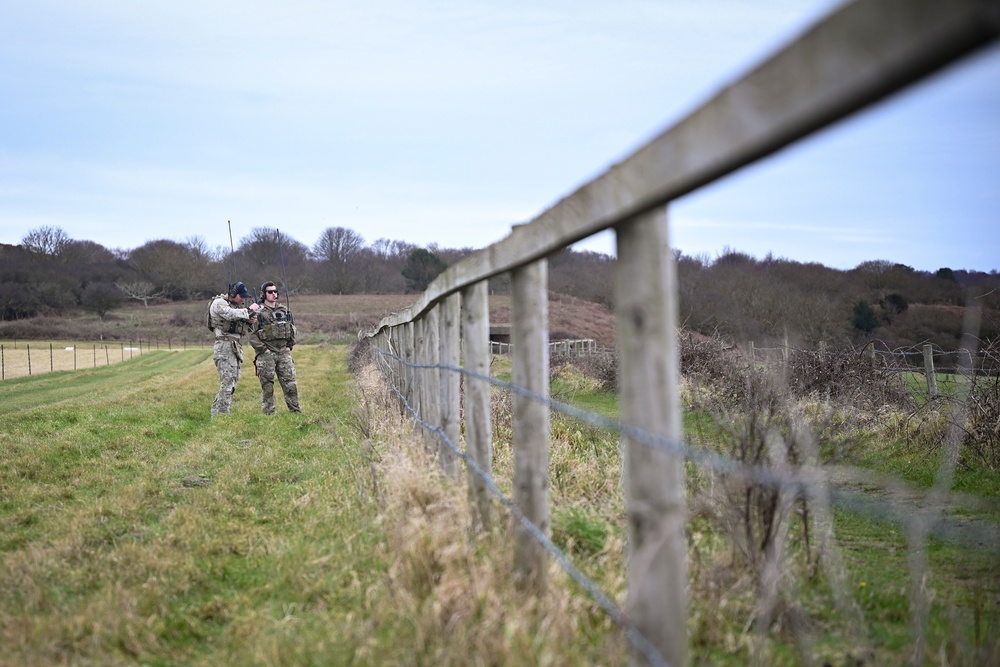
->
xmin=207 ymin=296 xmax=251 ymax=336
xmin=258 ymin=307 xmax=292 ymax=341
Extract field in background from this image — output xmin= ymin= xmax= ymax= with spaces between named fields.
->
xmin=0 ymin=292 xmax=619 ymax=381
xmin=0 ymin=339 xmax=172 ymax=381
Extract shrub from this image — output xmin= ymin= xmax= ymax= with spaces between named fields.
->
xmin=81 ymin=282 xmax=124 ymax=320
xmin=959 ymin=342 xmax=1000 ymax=470
xmin=852 ymin=300 xmax=878 ymax=334
xmin=785 ymin=346 xmax=912 ymax=413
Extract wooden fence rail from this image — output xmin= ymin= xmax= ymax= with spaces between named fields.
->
xmin=365 ymin=2 xmax=1000 ymax=664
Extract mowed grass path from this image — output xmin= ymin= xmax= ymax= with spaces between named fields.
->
xmin=0 ymin=345 xmax=391 ymax=666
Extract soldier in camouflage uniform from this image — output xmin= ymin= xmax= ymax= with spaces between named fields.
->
xmin=249 ymin=281 xmax=301 ymax=414
xmin=208 ymin=282 xmax=257 ymax=417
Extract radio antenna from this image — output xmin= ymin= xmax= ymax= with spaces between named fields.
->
xmin=276 ymin=228 xmax=293 ymax=323
xmin=227 ymin=220 xmax=237 ymax=288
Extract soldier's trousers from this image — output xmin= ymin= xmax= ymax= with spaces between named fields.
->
xmin=256 ymin=348 xmax=301 ymax=414
xmin=212 ymin=339 xmax=243 ymax=416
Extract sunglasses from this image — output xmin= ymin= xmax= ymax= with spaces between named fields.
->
xmin=265 ymin=289 xmax=279 ymax=294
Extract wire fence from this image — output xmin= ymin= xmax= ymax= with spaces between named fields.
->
xmin=359 ymin=3 xmax=1000 ymax=663
xmin=749 ymin=342 xmax=993 ymax=372
xmin=370 ymin=340 xmax=999 ymax=665
xmin=0 ymin=338 xmax=210 ymax=381
xmin=491 ymin=338 xmax=615 ymax=358
xmin=748 ymin=340 xmax=998 ymax=399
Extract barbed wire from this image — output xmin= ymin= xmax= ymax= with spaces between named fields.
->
xmin=713 ymin=341 xmax=998 ymax=378
xmin=376 ymin=348 xmax=1000 ymax=553
xmin=366 ymin=326 xmax=1000 ymax=666
xmin=378 ymin=357 xmax=671 ymax=667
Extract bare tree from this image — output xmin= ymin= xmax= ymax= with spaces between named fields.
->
xmin=312 ymin=227 xmax=365 ymax=293
xmin=236 ymin=228 xmax=309 ymax=296
xmin=181 ymin=236 xmax=220 ymax=297
xmin=116 ymin=280 xmax=165 ymax=308
xmin=128 ymin=239 xmax=207 ymax=300
xmin=21 ymin=226 xmax=72 ymax=261
xmin=81 ymin=282 xmax=124 ymax=320
xmin=359 ymin=238 xmax=415 ymax=292
xmin=63 ymin=240 xmax=117 ymax=265
xmin=854 ymin=259 xmax=895 ymax=293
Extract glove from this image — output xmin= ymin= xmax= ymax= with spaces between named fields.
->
xmin=287 ymin=344 xmax=294 ymax=352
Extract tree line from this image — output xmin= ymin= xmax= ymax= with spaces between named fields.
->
xmin=2 ymin=226 xmax=997 ymax=352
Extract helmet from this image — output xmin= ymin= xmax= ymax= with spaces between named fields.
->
xmin=228 ymin=281 xmax=250 ymax=299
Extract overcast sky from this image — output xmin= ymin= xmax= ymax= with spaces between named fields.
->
xmin=2 ymin=1 xmax=998 ymax=273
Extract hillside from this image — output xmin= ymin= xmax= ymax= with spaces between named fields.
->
xmin=3 ymin=232 xmax=998 ymax=351
xmin=0 ymin=292 xmax=619 ymax=349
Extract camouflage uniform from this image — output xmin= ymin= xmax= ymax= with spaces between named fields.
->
xmin=209 ymin=293 xmax=253 ymax=417
xmin=250 ymin=303 xmax=301 ymax=414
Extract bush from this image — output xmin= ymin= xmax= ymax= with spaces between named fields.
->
xmin=81 ymin=282 xmax=124 ymax=320
xmin=852 ymin=300 xmax=878 ymax=333
xmin=959 ymin=342 xmax=1000 ymax=470
xmin=785 ymin=346 xmax=912 ymax=413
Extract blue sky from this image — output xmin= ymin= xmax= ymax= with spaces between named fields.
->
xmin=1 ymin=1 xmax=998 ymax=273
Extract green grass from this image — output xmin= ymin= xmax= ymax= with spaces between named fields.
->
xmin=0 ymin=344 xmax=393 ymax=665
xmin=902 ymin=370 xmax=975 ymax=404
xmin=4 ymin=347 xmax=999 ymax=665
xmin=544 ymin=364 xmax=1000 ymax=665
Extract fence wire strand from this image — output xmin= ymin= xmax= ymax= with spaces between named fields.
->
xmin=372 ymin=337 xmax=1000 ymax=663
xmin=378 ymin=349 xmax=1000 ymax=552
xmin=377 ymin=349 xmax=671 ymax=667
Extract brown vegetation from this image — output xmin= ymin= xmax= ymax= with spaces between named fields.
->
xmin=4 ymin=226 xmax=998 ymax=354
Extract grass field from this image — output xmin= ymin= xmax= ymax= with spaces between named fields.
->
xmin=0 ymin=339 xmax=184 ymax=381
xmin=0 ymin=344 xmax=399 ymax=665
xmin=0 ymin=343 xmax=633 ymax=665
xmin=3 ymin=341 xmax=999 ymax=665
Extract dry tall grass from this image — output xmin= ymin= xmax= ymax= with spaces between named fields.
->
xmin=351 ymin=330 xmax=1000 ymax=665
xmin=350 ymin=346 xmax=631 ymax=665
